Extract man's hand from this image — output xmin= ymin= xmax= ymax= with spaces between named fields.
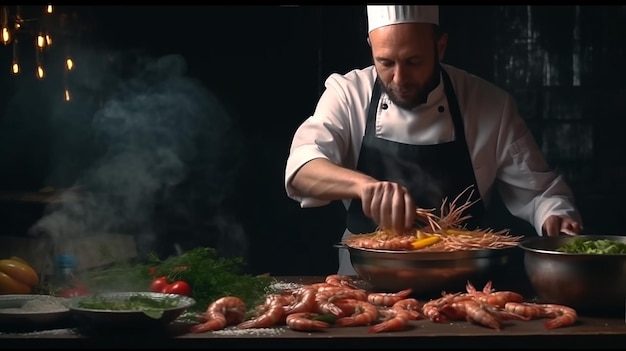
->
xmin=542 ymin=215 xmax=582 ymax=236
xmin=360 ymin=181 xmax=415 ymax=234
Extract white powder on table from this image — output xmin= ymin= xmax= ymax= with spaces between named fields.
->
xmin=211 ymin=326 xmax=285 ymax=336
xmin=268 ymin=282 xmax=303 ymax=292
xmin=0 ymin=328 xmax=77 ymax=336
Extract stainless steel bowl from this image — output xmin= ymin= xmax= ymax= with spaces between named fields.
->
xmin=339 ymin=244 xmax=520 ymax=296
xmin=67 ymin=292 xmax=196 ymax=329
xmin=519 ymin=235 xmax=626 ymax=315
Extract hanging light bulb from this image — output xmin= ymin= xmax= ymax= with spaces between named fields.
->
xmin=11 ymin=37 xmax=18 ymax=74
xmin=46 ymin=4 xmax=53 ymax=14
xmin=1 ymin=26 xmax=9 ymax=45
xmin=36 ymin=32 xmax=45 ymax=50
xmin=64 ymin=89 xmax=71 ymax=102
xmin=1 ymin=7 xmax=10 ymax=45
xmin=65 ymin=57 xmax=74 ymax=71
xmin=35 ymin=49 xmax=44 ymax=79
xmin=15 ymin=6 xmax=22 ymax=29
xmin=37 ymin=65 xmax=45 ymax=79
xmin=45 ymin=33 xmax=52 ymax=47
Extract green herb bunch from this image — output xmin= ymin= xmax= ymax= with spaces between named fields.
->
xmin=80 ymin=247 xmax=274 ymax=314
xmin=148 ymin=247 xmax=274 ymax=312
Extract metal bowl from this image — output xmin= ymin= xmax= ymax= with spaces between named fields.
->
xmin=519 ymin=235 xmax=626 ymax=315
xmin=339 ymin=244 xmax=520 ymax=297
xmin=67 ymin=292 xmax=196 ymax=330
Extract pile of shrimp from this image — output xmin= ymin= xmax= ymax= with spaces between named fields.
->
xmin=343 ymin=185 xmax=524 ymax=251
xmin=189 ymin=274 xmax=421 ymax=334
xmin=422 ymin=280 xmax=578 ymax=330
xmin=188 ymin=275 xmax=578 ymax=334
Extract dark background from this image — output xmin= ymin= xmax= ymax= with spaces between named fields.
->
xmin=0 ymin=5 xmax=624 ymax=276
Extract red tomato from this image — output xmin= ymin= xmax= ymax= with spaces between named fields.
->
xmin=150 ymin=276 xmax=168 ymax=293
xmin=161 ymin=281 xmax=192 ymax=297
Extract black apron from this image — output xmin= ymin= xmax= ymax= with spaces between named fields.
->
xmin=346 ymin=67 xmax=485 ymax=234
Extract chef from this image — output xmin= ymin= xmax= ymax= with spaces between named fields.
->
xmin=284 ymin=5 xmax=583 ymax=275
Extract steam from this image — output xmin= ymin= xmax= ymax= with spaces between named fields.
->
xmin=25 ymin=49 xmax=248 ymax=261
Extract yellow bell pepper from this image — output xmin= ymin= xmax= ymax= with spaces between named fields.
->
xmin=411 ymin=236 xmax=441 ymax=250
xmin=445 ymin=229 xmax=472 ymax=236
xmin=0 ymin=257 xmax=40 ymax=294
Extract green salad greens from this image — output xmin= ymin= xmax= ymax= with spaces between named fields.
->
xmin=556 ymin=238 xmax=626 ymax=254
xmin=77 ymin=295 xmax=181 ymax=319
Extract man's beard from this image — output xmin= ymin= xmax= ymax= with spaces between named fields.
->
xmin=378 ymin=64 xmax=441 ymax=111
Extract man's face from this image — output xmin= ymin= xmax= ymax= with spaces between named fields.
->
xmin=369 ymin=23 xmax=446 ymax=110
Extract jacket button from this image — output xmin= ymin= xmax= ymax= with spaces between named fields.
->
xmin=438 ymin=105 xmax=445 ymax=113
xmin=382 ymin=103 xmax=388 ymax=110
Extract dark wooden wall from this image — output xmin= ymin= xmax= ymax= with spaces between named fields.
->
xmin=0 ymin=6 xmax=624 ymax=276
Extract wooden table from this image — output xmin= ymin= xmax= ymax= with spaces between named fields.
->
xmin=1 ymin=276 xmax=626 ymax=349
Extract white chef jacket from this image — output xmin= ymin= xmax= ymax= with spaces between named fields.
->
xmin=284 ymin=63 xmax=581 ymax=274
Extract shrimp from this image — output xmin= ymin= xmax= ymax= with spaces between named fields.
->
xmin=480 ymin=303 xmax=531 ymax=322
xmin=391 ymin=298 xmax=422 ymax=320
xmin=466 ymin=280 xmax=493 ymax=295
xmin=466 ymin=281 xmax=524 ymax=308
xmin=367 ymin=288 xmax=413 ymax=307
xmin=450 ymin=300 xmax=503 ymax=330
xmin=327 ymin=288 xmax=368 ymax=303
xmin=325 ymin=274 xmax=359 ymax=289
xmin=237 ymin=294 xmax=286 ymax=329
xmin=504 ymin=302 xmax=545 ymax=320
xmin=315 ymin=285 xmax=351 ymax=295
xmin=473 ymin=291 xmax=525 ymax=308
xmin=315 ymin=302 xmax=345 ymax=317
xmin=368 ymin=308 xmax=411 ymax=333
xmin=541 ymin=304 xmax=578 ymax=329
xmin=283 ymin=287 xmax=318 ymax=315
xmin=345 ymin=233 xmax=416 ymax=251
xmin=463 ymin=300 xmax=503 ymax=330
xmin=307 ymin=282 xmax=336 ymax=291
xmin=190 ymin=296 xmax=247 ymax=333
xmin=285 ymin=312 xmax=330 ymax=332
xmin=333 ymin=299 xmax=379 ymax=327
xmin=422 ymin=294 xmax=460 ymax=323
xmin=315 ymin=294 xmax=345 ymax=317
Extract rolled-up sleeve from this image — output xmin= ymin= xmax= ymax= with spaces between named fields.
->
xmin=494 ymin=95 xmax=582 ymax=235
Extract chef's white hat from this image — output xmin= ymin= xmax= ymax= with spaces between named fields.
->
xmin=366 ymin=5 xmax=439 ymax=33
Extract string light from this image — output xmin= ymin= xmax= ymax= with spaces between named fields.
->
xmin=65 ymin=56 xmax=73 ymax=71
xmin=11 ymin=37 xmax=18 ymax=74
xmin=2 ymin=4 xmax=78 ymax=101
xmin=14 ymin=6 xmax=22 ymax=30
xmin=36 ymin=64 xmax=45 ymax=79
xmin=35 ymin=49 xmax=44 ymax=79
xmin=1 ymin=7 xmax=10 ymax=45
xmin=36 ymin=32 xmax=45 ymax=50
